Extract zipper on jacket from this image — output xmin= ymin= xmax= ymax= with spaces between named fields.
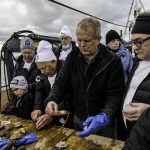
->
xmin=16 ymin=98 xmax=22 ymax=108
xmin=85 ymin=58 xmax=115 ymax=117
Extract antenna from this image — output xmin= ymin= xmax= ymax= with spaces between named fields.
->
xmin=124 ymin=0 xmax=135 ymax=38
xmin=139 ymin=0 xmax=146 ymax=12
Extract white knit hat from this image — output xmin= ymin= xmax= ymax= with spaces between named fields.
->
xmin=10 ymin=76 xmax=28 ymax=89
xmin=59 ymin=25 xmax=72 ymax=38
xmin=36 ymin=40 xmax=57 ymax=62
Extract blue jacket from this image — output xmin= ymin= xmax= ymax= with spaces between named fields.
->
xmin=117 ymin=44 xmax=133 ymax=83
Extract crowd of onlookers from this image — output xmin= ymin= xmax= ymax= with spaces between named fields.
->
xmin=2 ymin=11 xmax=150 ymax=149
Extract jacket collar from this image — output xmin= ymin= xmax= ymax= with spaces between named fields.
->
xmin=77 ymin=43 xmax=114 ymax=61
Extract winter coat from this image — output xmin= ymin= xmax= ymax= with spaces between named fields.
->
xmin=34 ymin=74 xmax=73 ymax=128
xmin=2 ymin=92 xmax=34 ymax=119
xmin=45 ymin=43 xmax=125 ymax=133
xmin=13 ymin=55 xmax=41 ymax=90
xmin=109 ymin=44 xmax=133 ymax=83
xmin=123 ymin=59 xmax=150 ymax=132
xmin=123 ymin=108 xmax=150 ymax=150
xmin=34 ymin=74 xmax=51 ymax=112
xmin=34 ymin=74 xmax=73 ymax=112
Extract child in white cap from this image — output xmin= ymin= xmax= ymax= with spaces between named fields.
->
xmin=2 ymin=76 xmax=34 ymax=119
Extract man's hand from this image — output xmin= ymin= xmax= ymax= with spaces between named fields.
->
xmin=31 ymin=110 xmax=42 ymax=121
xmin=45 ymin=101 xmax=59 ymax=116
xmin=78 ymin=112 xmax=110 ymax=138
xmin=123 ymin=102 xmax=150 ymax=121
xmin=35 ymin=114 xmax=53 ymax=129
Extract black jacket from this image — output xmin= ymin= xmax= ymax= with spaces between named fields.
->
xmin=2 ymin=92 xmax=34 ymax=119
xmin=45 ymin=43 xmax=125 ymax=130
xmin=13 ymin=55 xmax=41 ymax=90
xmin=121 ymin=59 xmax=150 ymax=132
xmin=34 ymin=74 xmax=73 ymax=113
xmin=34 ymin=74 xmax=73 ymax=128
xmin=34 ymin=74 xmax=51 ymax=112
xmin=123 ymin=108 xmax=150 ymax=150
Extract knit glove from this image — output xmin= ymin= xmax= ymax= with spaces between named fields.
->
xmin=78 ymin=112 xmax=110 ymax=138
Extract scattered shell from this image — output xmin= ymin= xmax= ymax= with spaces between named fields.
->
xmin=57 ymin=110 xmax=69 ymax=116
xmin=14 ymin=122 xmax=22 ymax=128
xmin=4 ymin=116 xmax=9 ymax=120
xmin=1 ymin=120 xmax=11 ymax=127
xmin=20 ymin=128 xmax=26 ymax=134
xmin=5 ymin=123 xmax=14 ymax=131
xmin=55 ymin=141 xmax=67 ymax=149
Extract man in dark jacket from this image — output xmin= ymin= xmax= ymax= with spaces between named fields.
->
xmin=45 ymin=17 xmax=125 ymax=138
xmin=123 ymin=108 xmax=150 ymax=150
xmin=119 ymin=12 xmax=150 ymax=140
xmin=13 ymin=37 xmax=41 ymax=90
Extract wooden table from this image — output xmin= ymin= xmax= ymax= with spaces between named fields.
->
xmin=0 ymin=114 xmax=124 ymax=150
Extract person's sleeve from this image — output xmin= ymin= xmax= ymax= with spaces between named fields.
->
xmin=33 ymin=81 xmax=45 ymax=112
xmin=101 ymin=56 xmax=125 ymax=119
xmin=19 ymin=93 xmax=34 ymax=119
xmin=127 ymin=52 xmax=133 ymax=75
xmin=123 ymin=108 xmax=150 ymax=150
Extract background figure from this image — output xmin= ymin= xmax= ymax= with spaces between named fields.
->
xmin=57 ymin=25 xmax=76 ymax=68
xmin=13 ymin=37 xmax=41 ymax=91
xmin=31 ymin=40 xmax=73 ymax=129
xmin=45 ymin=17 xmax=125 ymax=138
xmin=123 ymin=108 xmax=150 ymax=150
xmin=106 ymin=30 xmax=133 ymax=83
xmin=2 ymin=76 xmax=34 ymax=119
xmin=119 ymin=12 xmax=150 ymax=140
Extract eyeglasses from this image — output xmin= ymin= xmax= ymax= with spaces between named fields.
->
xmin=132 ymin=36 xmax=150 ymax=48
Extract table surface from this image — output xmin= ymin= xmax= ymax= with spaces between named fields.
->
xmin=0 ymin=114 xmax=124 ymax=150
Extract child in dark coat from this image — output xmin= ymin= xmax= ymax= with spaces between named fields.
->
xmin=2 ymin=76 xmax=34 ymax=119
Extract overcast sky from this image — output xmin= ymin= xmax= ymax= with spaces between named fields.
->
xmin=0 ymin=0 xmax=150 ymax=47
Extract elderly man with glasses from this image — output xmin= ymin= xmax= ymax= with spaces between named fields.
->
xmin=119 ymin=12 xmax=150 ymax=140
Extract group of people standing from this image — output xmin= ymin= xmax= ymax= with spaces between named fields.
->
xmin=2 ymin=11 xmax=150 ymax=149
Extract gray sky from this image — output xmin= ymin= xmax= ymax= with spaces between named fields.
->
xmin=0 ymin=0 xmax=149 ymax=47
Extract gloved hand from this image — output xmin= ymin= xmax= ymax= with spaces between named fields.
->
xmin=15 ymin=133 xmax=38 ymax=147
xmin=78 ymin=112 xmax=110 ymax=138
xmin=0 ymin=139 xmax=10 ymax=150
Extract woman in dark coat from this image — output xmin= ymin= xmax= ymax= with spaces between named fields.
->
xmin=31 ymin=40 xmax=73 ymax=129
